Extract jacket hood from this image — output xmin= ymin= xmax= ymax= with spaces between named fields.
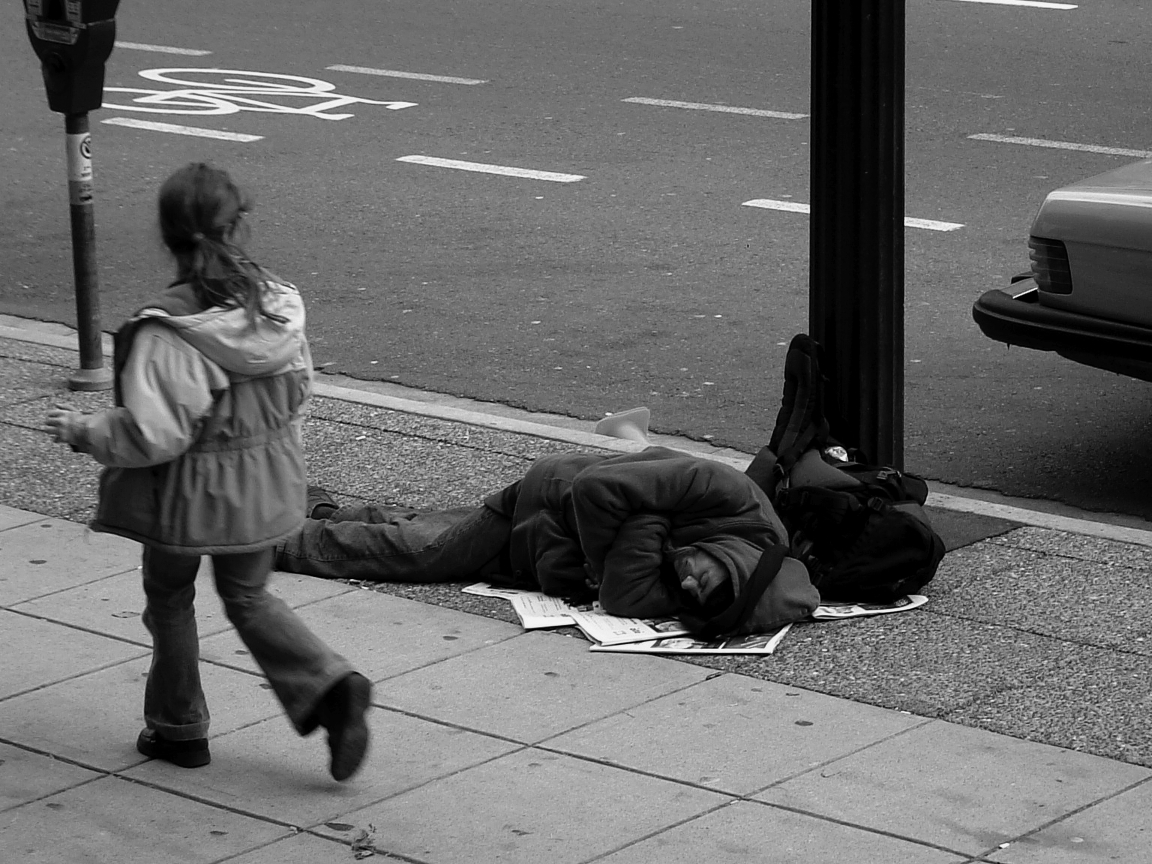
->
xmin=138 ymin=281 xmax=307 ymax=377
xmin=689 ymin=537 xmax=820 ymax=637
xmin=734 ymin=556 xmax=819 ymax=635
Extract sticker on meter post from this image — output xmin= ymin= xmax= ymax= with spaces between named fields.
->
xmin=66 ymin=133 xmax=93 ymax=205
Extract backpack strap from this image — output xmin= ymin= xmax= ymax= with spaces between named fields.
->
xmin=681 ymin=544 xmax=789 ymax=639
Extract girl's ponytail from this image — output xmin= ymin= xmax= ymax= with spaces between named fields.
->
xmin=158 ymin=163 xmax=287 ymax=325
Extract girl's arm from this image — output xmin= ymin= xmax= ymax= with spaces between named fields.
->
xmin=62 ymin=323 xmax=226 ymax=467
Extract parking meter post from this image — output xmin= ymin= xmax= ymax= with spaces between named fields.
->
xmin=64 ymin=111 xmax=111 ymax=391
xmin=24 ymin=0 xmax=119 ymax=391
xmin=809 ymin=0 xmax=905 ymax=468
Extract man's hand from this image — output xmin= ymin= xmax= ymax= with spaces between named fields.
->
xmin=583 ymin=561 xmax=601 ymax=591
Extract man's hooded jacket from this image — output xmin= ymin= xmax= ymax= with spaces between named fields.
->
xmin=485 ymin=446 xmax=819 ymax=635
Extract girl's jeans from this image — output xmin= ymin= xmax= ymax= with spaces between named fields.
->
xmin=274 ymin=503 xmax=512 ymax=583
xmin=142 ymin=546 xmax=354 ymax=740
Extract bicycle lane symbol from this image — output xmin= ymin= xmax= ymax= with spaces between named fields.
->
xmin=102 ymin=68 xmax=417 ymax=120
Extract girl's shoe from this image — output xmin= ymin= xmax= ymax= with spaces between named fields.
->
xmin=317 ymin=672 xmax=371 ymax=781
xmin=136 ymin=728 xmax=211 ymax=768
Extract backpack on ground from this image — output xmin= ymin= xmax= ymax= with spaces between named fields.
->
xmin=774 ymin=458 xmax=944 ymax=603
xmin=746 ymin=334 xmax=945 ymax=603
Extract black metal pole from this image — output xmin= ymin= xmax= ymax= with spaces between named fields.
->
xmin=810 ymin=0 xmax=905 ymax=467
xmin=64 ymin=112 xmax=112 ymax=391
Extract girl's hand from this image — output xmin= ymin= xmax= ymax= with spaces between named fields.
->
xmin=44 ymin=405 xmax=85 ymax=448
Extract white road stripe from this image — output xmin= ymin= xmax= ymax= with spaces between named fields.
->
xmin=114 ymin=41 xmax=211 ymax=55
xmin=102 ymin=118 xmax=263 ymax=142
xmin=903 ymin=215 xmax=965 ymax=231
xmin=397 ymin=155 xmax=585 ymax=183
xmin=945 ymin=0 xmax=1076 ymax=8
xmin=623 ymin=97 xmax=807 ymax=120
xmin=327 ymin=65 xmax=487 ymax=85
xmin=743 ymin=199 xmax=965 ymax=232
xmin=969 ymin=133 xmax=1152 ymax=158
xmin=744 ymin=199 xmax=810 ymax=214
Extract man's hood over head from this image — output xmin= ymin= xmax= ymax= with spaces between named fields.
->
xmin=690 ymin=536 xmax=819 ymax=637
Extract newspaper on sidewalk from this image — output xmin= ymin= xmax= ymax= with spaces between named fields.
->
xmin=462 ymin=583 xmax=579 ymax=630
xmin=589 ymin=624 xmax=792 ymax=656
xmin=463 ymin=584 xmax=928 ymax=656
xmin=462 ymin=583 xmax=690 ymax=645
xmin=589 ymin=595 xmax=927 ymax=655
xmin=811 ymin=594 xmax=928 ymax=620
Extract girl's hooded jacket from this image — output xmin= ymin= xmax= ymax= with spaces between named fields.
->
xmin=72 ymin=280 xmax=313 ymax=555
xmin=484 ymin=446 xmax=819 ymax=633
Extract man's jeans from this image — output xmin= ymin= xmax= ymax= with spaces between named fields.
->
xmin=274 ymin=503 xmax=512 ymax=583
xmin=141 ymin=546 xmax=354 ymax=740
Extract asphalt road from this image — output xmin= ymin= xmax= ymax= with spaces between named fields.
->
xmin=3 ymin=0 xmax=1152 ymax=519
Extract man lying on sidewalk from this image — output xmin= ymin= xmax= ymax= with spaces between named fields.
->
xmin=274 ymin=446 xmax=819 ymax=637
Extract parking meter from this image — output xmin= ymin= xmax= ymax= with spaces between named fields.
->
xmin=24 ymin=0 xmax=119 ymax=115
xmin=24 ymin=0 xmax=119 ymax=390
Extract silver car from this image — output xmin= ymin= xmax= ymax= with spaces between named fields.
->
xmin=972 ymin=158 xmax=1152 ymax=381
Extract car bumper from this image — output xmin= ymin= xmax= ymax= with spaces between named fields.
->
xmin=972 ymin=277 xmax=1152 ymax=380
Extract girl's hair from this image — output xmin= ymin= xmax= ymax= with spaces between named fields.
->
xmin=157 ymin=162 xmax=286 ymax=324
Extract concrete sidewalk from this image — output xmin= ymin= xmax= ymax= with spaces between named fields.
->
xmin=1 ymin=323 xmax=1150 ymax=863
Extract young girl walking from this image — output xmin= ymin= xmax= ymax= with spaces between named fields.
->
xmin=44 ymin=162 xmax=371 ymax=782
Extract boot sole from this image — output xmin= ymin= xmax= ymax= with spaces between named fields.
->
xmin=136 ymin=730 xmax=211 ymax=768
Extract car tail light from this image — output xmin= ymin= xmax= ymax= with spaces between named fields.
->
xmin=1028 ymin=236 xmax=1073 ymax=294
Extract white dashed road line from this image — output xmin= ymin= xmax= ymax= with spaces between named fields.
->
xmin=623 ymin=97 xmax=808 ymax=120
xmin=102 ymin=118 xmax=263 ymax=142
xmin=969 ymin=134 xmax=1152 ymax=159
xmin=903 ymin=215 xmax=965 ymax=231
xmin=397 ymin=156 xmax=585 ymax=183
xmin=742 ymin=199 xmax=965 ymax=232
xmin=744 ymin=199 xmax=809 ymax=215
xmin=327 ymin=65 xmax=487 ymax=85
xmin=114 ymin=41 xmax=211 ymax=55
xmin=944 ymin=0 xmax=1076 ymax=8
